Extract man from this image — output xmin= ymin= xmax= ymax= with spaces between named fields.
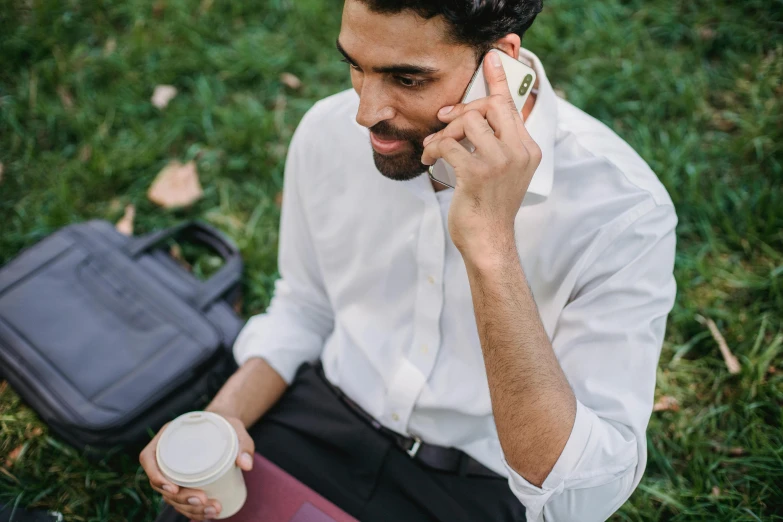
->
xmin=141 ymin=0 xmax=677 ymax=520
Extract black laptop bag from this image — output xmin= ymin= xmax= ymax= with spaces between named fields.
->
xmin=0 ymin=220 xmax=244 ymax=454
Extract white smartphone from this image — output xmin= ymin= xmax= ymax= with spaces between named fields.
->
xmin=428 ymin=50 xmax=537 ymax=189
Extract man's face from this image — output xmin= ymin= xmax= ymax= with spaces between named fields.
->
xmin=338 ymin=0 xmax=478 ymax=181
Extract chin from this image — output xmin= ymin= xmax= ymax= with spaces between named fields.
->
xmin=372 ymin=150 xmax=426 ymax=182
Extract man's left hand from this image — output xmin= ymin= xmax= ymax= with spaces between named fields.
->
xmin=421 ymin=50 xmax=542 ymax=263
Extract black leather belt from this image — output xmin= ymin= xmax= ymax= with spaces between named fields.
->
xmin=315 ymin=364 xmax=502 ymax=479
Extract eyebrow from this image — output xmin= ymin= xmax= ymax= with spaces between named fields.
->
xmin=336 ymin=39 xmax=438 ymax=76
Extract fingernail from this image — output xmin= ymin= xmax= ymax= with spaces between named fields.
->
xmin=423 ymin=133 xmax=436 ymax=145
xmin=162 ymin=485 xmax=175 ymax=494
xmin=240 ymin=452 xmax=253 ymax=469
xmin=188 ymin=497 xmax=201 ymax=506
xmin=490 ymin=50 xmax=502 ymax=67
xmin=438 ymin=105 xmax=453 ymax=116
xmin=205 ymin=507 xmax=217 ymax=516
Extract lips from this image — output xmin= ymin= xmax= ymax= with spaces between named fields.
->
xmin=370 ymin=132 xmax=407 ymax=154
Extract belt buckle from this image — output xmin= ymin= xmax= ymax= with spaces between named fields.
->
xmin=406 ymin=437 xmax=422 ymax=458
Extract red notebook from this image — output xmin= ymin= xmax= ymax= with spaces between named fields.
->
xmin=192 ymin=454 xmax=358 ymax=522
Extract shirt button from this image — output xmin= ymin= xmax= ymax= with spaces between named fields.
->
xmin=427 ymin=275 xmax=435 ymax=285
xmin=392 ymin=413 xmax=400 ymax=422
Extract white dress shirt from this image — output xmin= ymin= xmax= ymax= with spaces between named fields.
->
xmin=234 ymin=48 xmax=677 ymax=521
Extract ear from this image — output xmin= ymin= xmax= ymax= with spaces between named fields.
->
xmin=493 ymin=33 xmax=522 ymax=60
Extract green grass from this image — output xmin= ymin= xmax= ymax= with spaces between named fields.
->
xmin=1 ymin=0 xmax=782 ymax=520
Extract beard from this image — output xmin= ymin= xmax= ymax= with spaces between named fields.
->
xmin=370 ymin=120 xmax=446 ymax=181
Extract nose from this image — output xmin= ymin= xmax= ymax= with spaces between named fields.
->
xmin=355 ymin=77 xmax=396 ymax=129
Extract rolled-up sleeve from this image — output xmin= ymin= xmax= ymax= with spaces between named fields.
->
xmin=504 ymin=202 xmax=677 ymax=521
xmin=233 ymin=112 xmax=334 ymax=383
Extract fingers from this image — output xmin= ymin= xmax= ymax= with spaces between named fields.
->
xmin=140 ymin=426 xmax=179 ymax=495
xmin=421 ymin=136 xmax=475 ymax=170
xmin=424 ymin=110 xmax=502 ymax=159
xmin=140 ymin=422 xmax=223 ymax=519
xmin=151 ymin=483 xmax=223 ymax=520
xmin=220 ymin=416 xmax=255 ymax=471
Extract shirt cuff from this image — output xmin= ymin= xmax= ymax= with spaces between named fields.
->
xmin=502 ymin=400 xmax=595 ymax=518
xmin=232 ymin=315 xmax=319 ymax=384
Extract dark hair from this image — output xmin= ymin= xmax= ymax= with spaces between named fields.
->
xmin=357 ymin=0 xmax=544 ymax=56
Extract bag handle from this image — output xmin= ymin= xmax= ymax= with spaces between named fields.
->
xmin=125 ymin=221 xmax=243 ymax=310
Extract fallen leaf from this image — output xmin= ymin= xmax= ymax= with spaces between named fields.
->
xmin=698 ymin=26 xmax=716 ymax=41
xmin=768 ymin=365 xmax=777 ymax=375
xmin=199 ymin=0 xmax=213 ymax=14
xmin=115 ymin=204 xmax=136 ymax=236
xmin=147 ymin=160 xmax=203 ymax=209
xmin=280 ymin=72 xmax=302 ymax=90
xmin=79 ymin=144 xmax=92 ymax=163
xmin=275 ymin=191 xmax=283 ymax=207
xmin=710 ymin=442 xmax=747 ymax=456
xmin=0 ymin=466 xmax=19 ymax=483
xmin=711 ymin=487 xmax=721 ymax=497
xmin=31 ymin=427 xmax=43 ymax=437
xmin=169 ymin=244 xmax=192 ymax=272
xmin=710 ymin=111 xmax=737 ymax=132
xmin=57 ymin=86 xmax=74 ymax=110
xmin=104 ymin=37 xmax=117 ymax=56
xmin=653 ymin=395 xmax=680 ymax=412
xmin=108 ymin=198 xmax=123 ymax=213
xmin=151 ymin=85 xmax=178 ymax=109
xmin=696 ymin=315 xmax=741 ymax=375
xmin=152 ymin=0 xmax=165 ymax=17
xmin=5 ymin=445 xmax=23 ymax=467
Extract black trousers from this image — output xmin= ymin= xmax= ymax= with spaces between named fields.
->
xmin=155 ymin=364 xmax=525 ymax=522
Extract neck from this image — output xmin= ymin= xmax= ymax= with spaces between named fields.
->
xmin=431 ymin=91 xmax=537 ymax=193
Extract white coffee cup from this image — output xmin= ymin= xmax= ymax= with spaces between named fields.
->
xmin=156 ymin=411 xmax=248 ymax=519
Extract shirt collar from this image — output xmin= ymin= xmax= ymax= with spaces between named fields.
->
xmin=518 ymin=47 xmax=557 ymax=203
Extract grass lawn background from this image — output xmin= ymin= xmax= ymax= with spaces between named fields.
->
xmin=1 ymin=0 xmax=781 ymax=520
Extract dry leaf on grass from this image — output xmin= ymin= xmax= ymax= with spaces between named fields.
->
xmin=711 ymin=487 xmax=721 ymax=497
xmin=0 ymin=162 xmax=4 ymax=184
xmin=710 ymin=442 xmax=746 ymax=456
xmin=147 ymin=160 xmax=203 ymax=209
xmin=652 ymin=395 xmax=680 ymax=412
xmin=280 ymin=72 xmax=302 ymax=90
xmin=698 ymin=26 xmax=716 ymax=41
xmin=169 ymin=244 xmax=192 ymax=272
xmin=115 ymin=204 xmax=136 ymax=236
xmin=696 ymin=315 xmax=741 ymax=374
xmin=0 ymin=466 xmax=19 ymax=483
xmin=5 ymin=445 xmax=23 ymax=467
xmin=78 ymin=144 xmax=92 ymax=163
xmin=104 ymin=37 xmax=117 ymax=56
xmin=57 ymin=86 xmax=74 ymax=110
xmin=151 ymin=85 xmax=178 ymax=109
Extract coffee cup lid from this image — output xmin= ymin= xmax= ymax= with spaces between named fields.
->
xmin=156 ymin=411 xmax=238 ymax=488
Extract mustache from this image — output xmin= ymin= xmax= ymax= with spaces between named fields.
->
xmin=370 ymin=120 xmax=445 ymax=144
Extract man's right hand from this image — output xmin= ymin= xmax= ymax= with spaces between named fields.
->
xmin=139 ymin=415 xmax=255 ymax=521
